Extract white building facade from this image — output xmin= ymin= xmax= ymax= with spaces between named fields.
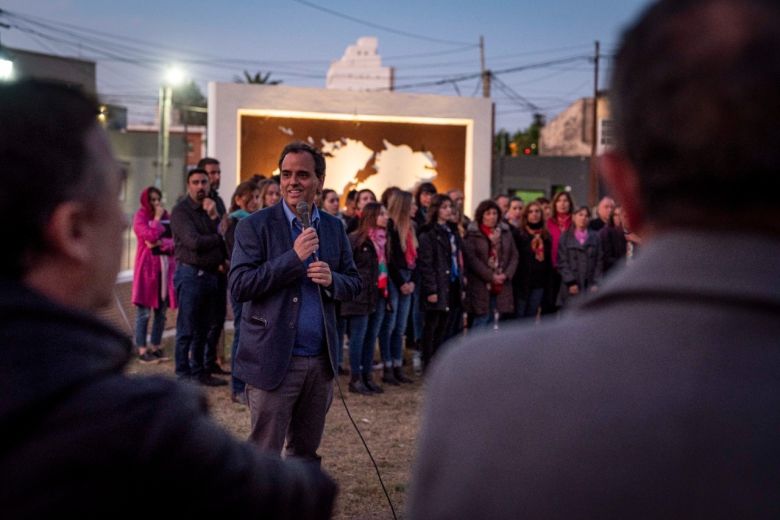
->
xmin=326 ymin=37 xmax=394 ymax=92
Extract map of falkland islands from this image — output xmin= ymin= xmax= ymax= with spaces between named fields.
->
xmin=319 ymin=138 xmax=438 ymax=197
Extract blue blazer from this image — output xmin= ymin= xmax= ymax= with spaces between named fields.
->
xmin=229 ymin=202 xmax=361 ymax=391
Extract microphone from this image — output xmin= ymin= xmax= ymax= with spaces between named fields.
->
xmin=296 ymin=201 xmax=311 ymax=229
xmin=296 ymin=201 xmax=318 ymax=261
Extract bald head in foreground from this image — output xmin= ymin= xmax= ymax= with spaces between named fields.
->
xmin=409 ymin=0 xmax=780 ymax=518
xmin=0 ymin=80 xmax=335 ymax=518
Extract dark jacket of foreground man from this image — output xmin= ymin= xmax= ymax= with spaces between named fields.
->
xmin=408 ymin=231 xmax=780 ymax=519
xmin=0 ymin=279 xmax=336 ymax=518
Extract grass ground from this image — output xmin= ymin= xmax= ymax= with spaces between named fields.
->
xmin=128 ymin=334 xmax=422 ymax=519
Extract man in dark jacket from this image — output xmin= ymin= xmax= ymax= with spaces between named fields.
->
xmin=230 ymin=141 xmax=361 ymax=465
xmin=197 ymin=156 xmax=231 ymax=377
xmin=170 ymin=168 xmax=229 ymax=387
xmin=0 ymin=80 xmax=335 ymax=518
xmin=409 ymin=0 xmax=780 ymax=518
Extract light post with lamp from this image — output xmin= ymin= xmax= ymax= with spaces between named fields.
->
xmin=155 ymin=65 xmax=186 ymax=194
xmin=0 ymin=23 xmax=14 ymax=81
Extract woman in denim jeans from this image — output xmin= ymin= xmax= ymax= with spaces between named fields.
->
xmin=224 ymin=180 xmax=261 ymax=404
xmin=378 ymin=190 xmax=417 ymax=384
xmin=340 ymin=203 xmax=389 ymax=395
xmin=131 ymin=187 xmax=176 ymax=362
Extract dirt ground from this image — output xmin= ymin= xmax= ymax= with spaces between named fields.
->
xmin=128 ymin=334 xmax=423 ymax=520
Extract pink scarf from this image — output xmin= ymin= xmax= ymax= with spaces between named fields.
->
xmin=368 ymin=228 xmax=388 ymax=297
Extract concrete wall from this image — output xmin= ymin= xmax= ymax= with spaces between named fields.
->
xmin=7 ymin=47 xmax=96 ymax=93
xmin=208 ymin=83 xmax=493 ymax=216
xmin=493 ymin=155 xmax=592 ymax=207
xmin=108 ymin=130 xmax=188 ymax=273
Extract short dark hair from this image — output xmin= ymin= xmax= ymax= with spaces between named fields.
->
xmin=278 ymin=141 xmax=326 ymax=178
xmin=0 ymin=80 xmax=101 ymax=278
xmin=187 ymin=168 xmax=209 ymax=180
xmin=611 ymin=0 xmax=780 ymax=226
xmin=197 ymin=157 xmax=220 ymax=169
xmin=474 ymin=199 xmax=501 ymax=226
xmin=346 ymin=189 xmax=358 ymax=203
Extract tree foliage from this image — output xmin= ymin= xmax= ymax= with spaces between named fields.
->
xmin=171 ymin=80 xmax=207 ymax=126
xmin=495 ymin=113 xmax=546 ymax=156
xmin=234 ymin=70 xmax=282 ymax=85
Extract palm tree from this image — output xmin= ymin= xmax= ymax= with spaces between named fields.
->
xmin=234 ymin=70 xmax=282 ymax=85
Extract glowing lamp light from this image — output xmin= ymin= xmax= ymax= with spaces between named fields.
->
xmin=0 ymin=58 xmax=13 ymax=81
xmin=164 ymin=65 xmax=186 ymax=87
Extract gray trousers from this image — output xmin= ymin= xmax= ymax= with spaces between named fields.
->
xmin=246 ymin=354 xmax=334 ymax=464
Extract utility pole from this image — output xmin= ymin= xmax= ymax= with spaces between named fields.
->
xmin=480 ymin=35 xmax=490 ymax=98
xmin=155 ymin=85 xmax=174 ymax=193
xmin=588 ymin=40 xmax=601 ymax=207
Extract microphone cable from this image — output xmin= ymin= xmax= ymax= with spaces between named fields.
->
xmin=298 ymin=201 xmax=398 ymax=520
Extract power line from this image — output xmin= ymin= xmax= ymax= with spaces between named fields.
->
xmin=492 ymin=76 xmax=539 ymax=112
xmin=383 ymin=44 xmax=478 ymax=61
xmin=290 ymin=0 xmax=476 ymax=46
xmin=382 ymin=54 xmax=589 ymax=92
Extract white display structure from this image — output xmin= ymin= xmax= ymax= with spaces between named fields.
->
xmin=208 ymin=83 xmax=492 ymax=216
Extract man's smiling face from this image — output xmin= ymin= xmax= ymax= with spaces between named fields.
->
xmin=280 ymin=151 xmax=321 ymax=216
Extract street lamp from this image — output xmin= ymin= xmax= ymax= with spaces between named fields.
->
xmin=0 ymin=57 xmax=12 ymax=81
xmin=0 ymin=28 xmax=13 ymax=82
xmin=156 ymin=65 xmax=187 ymax=193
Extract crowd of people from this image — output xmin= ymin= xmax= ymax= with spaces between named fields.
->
xmin=133 ymin=167 xmax=642 ymax=398
xmin=5 ymin=0 xmax=779 ymax=517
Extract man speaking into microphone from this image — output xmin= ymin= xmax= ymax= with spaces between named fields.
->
xmin=230 ymin=141 xmax=360 ymax=464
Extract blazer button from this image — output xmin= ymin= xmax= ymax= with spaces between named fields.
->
xmin=445 ymin=270 xmax=450 ymax=274
xmin=445 ymin=306 xmax=450 ymax=311
xmin=288 ymin=321 xmax=295 ymax=328
xmin=293 ymin=297 xmax=299 ymax=303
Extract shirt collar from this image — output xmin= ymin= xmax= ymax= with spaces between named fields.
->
xmin=282 ymin=200 xmax=320 ymax=229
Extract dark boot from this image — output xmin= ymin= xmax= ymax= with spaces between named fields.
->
xmin=348 ymin=375 xmax=372 ymax=395
xmin=382 ymin=366 xmax=400 ymax=386
xmin=393 ymin=366 xmax=413 ymax=384
xmin=363 ymin=373 xmax=384 ymax=393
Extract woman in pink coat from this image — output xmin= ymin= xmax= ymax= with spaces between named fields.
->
xmin=132 ymin=186 xmax=176 ymax=362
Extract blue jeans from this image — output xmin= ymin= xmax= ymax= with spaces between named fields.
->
xmin=517 ymin=288 xmax=545 ymax=319
xmin=379 ymin=280 xmax=413 ymax=364
xmin=472 ymin=294 xmax=498 ymax=329
xmin=134 ymin=300 xmax=168 ymax=347
xmin=229 ymin=292 xmax=247 ymax=395
xmin=347 ymin=295 xmax=387 ymax=376
xmin=174 ymin=264 xmax=218 ymax=378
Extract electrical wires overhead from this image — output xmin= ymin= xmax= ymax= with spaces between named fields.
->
xmin=0 ymin=6 xmax=602 ymax=130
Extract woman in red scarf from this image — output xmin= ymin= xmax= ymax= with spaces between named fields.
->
xmin=379 ymin=190 xmax=418 ymax=384
xmin=463 ymin=199 xmax=518 ymax=330
xmin=512 ymin=201 xmax=553 ymax=320
xmin=131 ymin=187 xmax=176 ymax=363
